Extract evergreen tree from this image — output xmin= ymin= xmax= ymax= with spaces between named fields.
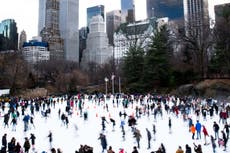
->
xmin=142 ymin=25 xmax=172 ymax=89
xmin=122 ymin=45 xmax=145 ymax=92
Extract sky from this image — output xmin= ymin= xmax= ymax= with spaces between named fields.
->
xmin=0 ymin=0 xmax=230 ymax=40
xmin=0 ymin=95 xmax=229 ymax=153
xmin=0 ymin=0 xmax=146 ymax=40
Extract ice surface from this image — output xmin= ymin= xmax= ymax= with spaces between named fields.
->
xmin=0 ymin=96 xmax=229 ymax=153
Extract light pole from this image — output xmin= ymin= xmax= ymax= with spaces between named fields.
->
xmin=104 ymin=77 xmax=108 ymax=96
xmin=119 ymin=77 xmax=121 ymax=95
xmin=111 ymin=74 xmax=115 ymax=95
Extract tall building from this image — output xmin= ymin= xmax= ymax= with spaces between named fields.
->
xmin=0 ymin=19 xmax=18 ymax=50
xmin=183 ymin=0 xmax=209 ymax=37
xmin=22 ymin=36 xmax=49 ymax=64
xmin=82 ymin=15 xmax=113 ymax=66
xmin=146 ymin=0 xmax=184 ymax=19
xmin=38 ymin=0 xmax=79 ymax=62
xmin=40 ymin=0 xmax=64 ymax=60
xmin=38 ymin=0 xmax=47 ymax=35
xmin=79 ymin=27 xmax=88 ymax=63
xmin=121 ymin=0 xmax=135 ymax=23
xmin=87 ymin=5 xmax=105 ymax=27
xmin=106 ymin=10 xmax=122 ymax=45
xmin=19 ymin=30 xmax=27 ymax=51
xmin=114 ymin=18 xmax=157 ymax=61
xmin=59 ymin=0 xmax=79 ymax=62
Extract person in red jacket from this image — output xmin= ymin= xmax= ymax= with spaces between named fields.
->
xmin=202 ymin=125 xmax=209 ymax=145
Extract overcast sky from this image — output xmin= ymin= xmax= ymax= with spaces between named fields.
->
xmin=0 ymin=0 xmax=146 ymax=40
xmin=0 ymin=0 xmax=229 ymax=40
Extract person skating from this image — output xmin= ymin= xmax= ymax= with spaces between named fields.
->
xmin=195 ymin=120 xmax=202 ymax=139
xmin=1 ymin=133 xmax=7 ymax=152
xmin=23 ymin=137 xmax=31 ymax=153
xmin=193 ymin=143 xmax=202 ymax=153
xmin=213 ymin=121 xmax=220 ymax=140
xmin=168 ymin=117 xmax=172 ymax=133
xmin=131 ymin=146 xmax=138 ymax=153
xmin=221 ymin=130 xmax=228 ymax=151
xmin=30 ymin=133 xmax=36 ymax=150
xmin=98 ymin=133 xmax=107 ymax=153
xmin=190 ymin=124 xmax=196 ymax=139
xmin=176 ymin=146 xmax=184 ymax=153
xmin=107 ymin=146 xmax=115 ymax=153
xmin=152 ymin=124 xmax=156 ymax=140
xmin=202 ymin=125 xmax=209 ymax=145
xmin=185 ymin=144 xmax=191 ymax=153
xmin=146 ymin=128 xmax=152 ymax=149
xmin=48 ymin=131 xmax=53 ymax=149
xmin=15 ymin=142 xmax=22 ymax=153
xmin=133 ymin=128 xmax=141 ymax=149
xmin=210 ymin=135 xmax=216 ymax=153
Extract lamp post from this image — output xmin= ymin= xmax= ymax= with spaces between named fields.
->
xmin=111 ymin=74 xmax=115 ymax=95
xmin=104 ymin=77 xmax=109 ymax=96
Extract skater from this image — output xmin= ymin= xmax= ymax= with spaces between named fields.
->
xmin=176 ymin=146 xmax=184 ymax=153
xmin=195 ymin=120 xmax=202 ymax=139
xmin=190 ymin=124 xmax=196 ymax=140
xmin=120 ymin=120 xmax=125 ymax=141
xmin=146 ymin=128 xmax=151 ymax=149
xmin=193 ymin=143 xmax=202 ymax=153
xmin=213 ymin=121 xmax=220 ymax=140
xmin=48 ymin=131 xmax=53 ymax=149
xmin=168 ymin=117 xmax=172 ymax=133
xmin=202 ymin=125 xmax=209 ymax=145
xmin=131 ymin=146 xmax=138 ymax=153
xmin=98 ymin=133 xmax=107 ymax=153
xmin=221 ymin=130 xmax=228 ymax=151
xmin=210 ymin=135 xmax=216 ymax=153
xmin=152 ymin=124 xmax=156 ymax=140
xmin=1 ymin=133 xmax=7 ymax=152
xmin=133 ymin=128 xmax=141 ymax=149
xmin=30 ymin=133 xmax=36 ymax=150
xmin=110 ymin=118 xmax=116 ymax=131
xmin=15 ymin=142 xmax=22 ymax=153
xmin=107 ymin=146 xmax=115 ymax=153
xmin=23 ymin=137 xmax=31 ymax=153
xmin=185 ymin=144 xmax=191 ymax=153
xmin=223 ymin=122 xmax=229 ymax=139
xmin=30 ymin=116 xmax=35 ymax=129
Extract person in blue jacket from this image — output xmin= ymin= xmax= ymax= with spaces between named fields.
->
xmin=195 ymin=120 xmax=202 ymax=139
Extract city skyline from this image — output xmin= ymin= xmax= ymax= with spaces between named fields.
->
xmin=0 ymin=0 xmax=146 ymax=40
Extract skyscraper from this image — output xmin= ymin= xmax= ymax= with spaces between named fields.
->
xmin=87 ymin=5 xmax=105 ymax=27
xmin=146 ymin=0 xmax=184 ymax=19
xmin=106 ymin=10 xmax=122 ymax=45
xmin=19 ymin=30 xmax=27 ymax=51
xmin=40 ymin=0 xmax=64 ymax=60
xmin=38 ymin=0 xmax=47 ymax=35
xmin=82 ymin=15 xmax=113 ymax=66
xmin=38 ymin=0 xmax=79 ymax=62
xmin=59 ymin=0 xmax=79 ymax=62
xmin=121 ymin=0 xmax=135 ymax=23
xmin=0 ymin=19 xmax=18 ymax=50
xmin=183 ymin=0 xmax=209 ymax=37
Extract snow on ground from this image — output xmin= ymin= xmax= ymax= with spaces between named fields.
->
xmin=0 ymin=96 xmax=229 ymax=153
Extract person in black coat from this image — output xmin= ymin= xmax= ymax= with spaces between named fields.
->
xmin=8 ymin=137 xmax=16 ymax=153
xmin=185 ymin=144 xmax=192 ymax=153
xmin=132 ymin=146 xmax=138 ymax=153
xmin=2 ymin=133 xmax=7 ymax=149
xmin=30 ymin=133 xmax=36 ymax=149
xmin=98 ymin=133 xmax=107 ymax=152
xmin=221 ymin=130 xmax=228 ymax=151
xmin=23 ymin=137 xmax=31 ymax=153
xmin=146 ymin=128 xmax=152 ymax=149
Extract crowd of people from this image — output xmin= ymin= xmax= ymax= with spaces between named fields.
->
xmin=0 ymin=94 xmax=229 ymax=153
